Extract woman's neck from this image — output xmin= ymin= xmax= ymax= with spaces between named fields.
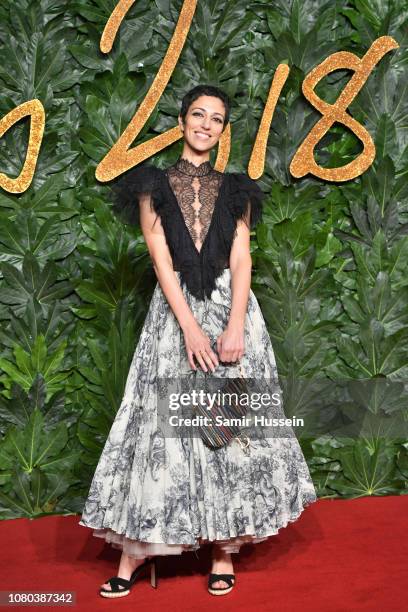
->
xmin=179 ymin=146 xmax=210 ymax=167
xmin=175 ymin=157 xmax=213 ymax=176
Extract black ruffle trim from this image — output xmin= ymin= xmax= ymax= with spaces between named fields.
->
xmin=110 ymin=162 xmax=165 ymax=226
xmin=227 ymin=172 xmax=264 ymax=230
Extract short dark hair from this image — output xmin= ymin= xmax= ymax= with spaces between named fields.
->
xmin=179 ymin=84 xmax=230 ymax=131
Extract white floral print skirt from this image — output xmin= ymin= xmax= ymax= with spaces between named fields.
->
xmin=78 ymin=269 xmax=317 ymax=558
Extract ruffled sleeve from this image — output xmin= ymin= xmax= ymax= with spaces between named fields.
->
xmin=110 ymin=162 xmax=165 ymax=227
xmin=227 ymin=172 xmax=264 ymax=230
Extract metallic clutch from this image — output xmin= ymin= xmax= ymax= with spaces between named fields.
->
xmin=192 ymin=359 xmax=252 ymax=451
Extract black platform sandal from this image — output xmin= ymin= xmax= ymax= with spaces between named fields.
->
xmin=208 ymin=573 xmax=236 ymax=595
xmin=99 ymin=556 xmax=158 ymax=598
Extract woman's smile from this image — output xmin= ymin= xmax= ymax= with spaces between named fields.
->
xmin=194 ymin=131 xmax=212 ymax=139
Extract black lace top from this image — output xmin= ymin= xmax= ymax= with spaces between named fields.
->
xmin=111 ymin=157 xmax=264 ymax=300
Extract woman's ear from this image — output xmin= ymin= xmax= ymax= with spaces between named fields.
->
xmin=178 ymin=115 xmax=184 ymax=132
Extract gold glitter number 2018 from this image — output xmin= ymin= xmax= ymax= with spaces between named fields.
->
xmin=0 ymin=0 xmax=400 ymax=194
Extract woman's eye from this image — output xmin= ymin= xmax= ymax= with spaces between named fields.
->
xmin=192 ymin=111 xmax=222 ymax=123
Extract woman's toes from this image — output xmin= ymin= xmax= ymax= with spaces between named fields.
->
xmin=101 ymin=582 xmax=126 ymax=592
xmin=212 ymin=579 xmax=228 ymax=588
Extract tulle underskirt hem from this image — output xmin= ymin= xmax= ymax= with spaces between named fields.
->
xmin=91 ymin=528 xmax=270 ymax=556
xmin=80 ymin=496 xmax=316 ymax=557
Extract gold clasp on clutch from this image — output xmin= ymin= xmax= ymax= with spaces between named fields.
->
xmin=234 ymin=435 xmax=251 ymax=454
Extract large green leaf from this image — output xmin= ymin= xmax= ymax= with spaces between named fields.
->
xmin=328 ymin=439 xmax=403 ymax=497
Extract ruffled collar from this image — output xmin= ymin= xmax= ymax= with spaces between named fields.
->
xmin=174 ymin=157 xmax=213 ymax=176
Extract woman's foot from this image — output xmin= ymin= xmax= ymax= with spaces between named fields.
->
xmin=100 ymin=552 xmax=150 ymax=592
xmin=210 ymin=544 xmax=234 ymax=589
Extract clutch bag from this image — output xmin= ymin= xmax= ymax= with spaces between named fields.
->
xmin=192 ymin=359 xmax=251 ymax=451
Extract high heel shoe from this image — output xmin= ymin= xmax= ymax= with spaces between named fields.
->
xmin=99 ymin=556 xmax=158 ymax=598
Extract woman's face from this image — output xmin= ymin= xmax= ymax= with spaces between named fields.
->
xmin=178 ymin=95 xmax=226 ymax=153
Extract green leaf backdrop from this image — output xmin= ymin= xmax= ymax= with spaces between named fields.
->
xmin=0 ymin=0 xmax=407 ymax=518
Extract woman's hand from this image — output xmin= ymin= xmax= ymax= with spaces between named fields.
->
xmin=216 ymin=324 xmax=245 ymax=363
xmin=183 ymin=323 xmax=219 ymax=372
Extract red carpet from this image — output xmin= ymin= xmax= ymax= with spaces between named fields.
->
xmin=1 ymin=496 xmax=407 ymax=611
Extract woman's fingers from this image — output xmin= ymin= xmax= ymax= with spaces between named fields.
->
xmin=193 ymin=347 xmax=218 ymax=372
xmin=184 ymin=328 xmax=221 ymax=372
xmin=203 ymin=348 xmax=219 ymax=371
xmin=190 ymin=344 xmax=244 ymax=369
xmin=194 ymin=351 xmax=209 ymax=372
xmin=231 ymin=350 xmax=239 ymax=362
xmin=219 ymin=348 xmax=244 ymax=363
xmin=187 ymin=350 xmax=197 ymax=370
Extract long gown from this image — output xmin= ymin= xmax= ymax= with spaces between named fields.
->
xmin=78 ymin=157 xmax=317 ymax=558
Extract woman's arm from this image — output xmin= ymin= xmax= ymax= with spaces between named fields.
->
xmin=139 ymin=194 xmax=219 ymax=372
xmin=216 ymin=211 xmax=252 ymax=363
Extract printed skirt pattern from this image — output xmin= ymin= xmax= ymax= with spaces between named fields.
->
xmin=78 ymin=269 xmax=317 ymax=558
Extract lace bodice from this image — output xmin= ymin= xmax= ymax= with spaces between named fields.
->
xmin=111 ymin=157 xmax=264 ymax=300
xmin=166 ymin=158 xmax=224 ymax=254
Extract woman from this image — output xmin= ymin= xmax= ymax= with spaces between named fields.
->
xmin=78 ymin=84 xmax=317 ymax=597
